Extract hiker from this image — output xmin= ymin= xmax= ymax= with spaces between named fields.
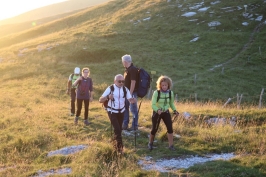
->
xmin=72 ymin=67 xmax=93 ymax=126
xmin=121 ymin=54 xmax=139 ymax=131
xmin=66 ymin=67 xmax=80 ymax=116
xmin=148 ymin=75 xmax=179 ymax=151
xmin=99 ymin=74 xmax=136 ymax=153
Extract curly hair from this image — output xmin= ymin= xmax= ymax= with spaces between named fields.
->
xmin=82 ymin=67 xmax=90 ymax=76
xmin=156 ymin=75 xmax=173 ymax=90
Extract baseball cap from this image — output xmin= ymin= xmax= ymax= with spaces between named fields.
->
xmin=74 ymin=67 xmax=80 ymax=74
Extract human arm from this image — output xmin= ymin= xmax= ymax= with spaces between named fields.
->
xmin=66 ymin=80 xmax=72 ymax=94
xmin=129 ymin=80 xmax=136 ymax=95
xmin=89 ymin=78 xmax=93 ymax=102
xmin=99 ymin=87 xmax=112 ymax=103
xmin=169 ymin=91 xmax=179 ymax=115
xmin=151 ymin=91 xmax=162 ymax=114
xmin=126 ymin=87 xmax=136 ymax=103
xmin=72 ymin=76 xmax=82 ymax=87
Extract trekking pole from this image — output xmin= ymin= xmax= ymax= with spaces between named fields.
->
xmin=133 ymin=95 xmax=137 ymax=150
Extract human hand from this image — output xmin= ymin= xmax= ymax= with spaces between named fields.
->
xmin=173 ymin=110 xmax=179 ymax=116
xmin=108 ymin=94 xmax=114 ymax=100
xmin=157 ymin=109 xmax=162 ymax=115
xmin=129 ymin=97 xmax=136 ymax=103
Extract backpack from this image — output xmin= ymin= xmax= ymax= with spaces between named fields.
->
xmin=103 ymin=85 xmax=127 ymax=110
xmin=136 ymin=68 xmax=151 ymax=98
xmin=156 ymin=90 xmax=172 ymax=102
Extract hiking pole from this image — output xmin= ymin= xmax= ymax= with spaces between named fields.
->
xmin=133 ymin=95 xmax=137 ymax=150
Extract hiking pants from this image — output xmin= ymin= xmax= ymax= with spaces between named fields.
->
xmin=70 ymin=88 xmax=76 ymax=114
xmin=107 ymin=111 xmax=124 ymax=150
xmin=151 ymin=110 xmax=173 ymax=135
xmin=76 ymin=99 xmax=90 ymax=120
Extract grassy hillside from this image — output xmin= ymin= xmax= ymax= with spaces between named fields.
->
xmin=0 ymin=0 xmax=266 ymax=176
xmin=0 ymin=0 xmax=265 ymax=104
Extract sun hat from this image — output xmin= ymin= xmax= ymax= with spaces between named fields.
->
xmin=74 ymin=67 xmax=80 ymax=74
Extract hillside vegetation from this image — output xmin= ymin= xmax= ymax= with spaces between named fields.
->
xmin=0 ymin=0 xmax=266 ymax=176
xmin=0 ymin=0 xmax=265 ymax=104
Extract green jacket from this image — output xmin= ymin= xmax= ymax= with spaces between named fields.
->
xmin=151 ymin=90 xmax=176 ymax=112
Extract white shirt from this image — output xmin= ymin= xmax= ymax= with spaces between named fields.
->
xmin=101 ymin=84 xmax=132 ymax=113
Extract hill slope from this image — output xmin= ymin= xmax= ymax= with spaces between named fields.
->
xmin=0 ymin=0 xmax=265 ymax=103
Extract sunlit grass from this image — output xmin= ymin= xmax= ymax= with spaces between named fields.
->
xmin=0 ymin=0 xmax=266 ymax=176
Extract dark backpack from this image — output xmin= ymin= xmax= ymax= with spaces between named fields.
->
xmin=103 ymin=85 xmax=127 ymax=109
xmin=136 ymin=68 xmax=151 ymax=98
xmin=156 ymin=90 xmax=172 ymax=102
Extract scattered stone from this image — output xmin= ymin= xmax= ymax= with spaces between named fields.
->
xmin=47 ymin=145 xmax=88 ymax=157
xmin=181 ymin=12 xmax=197 ymax=17
xmin=208 ymin=21 xmax=221 ymax=27
xmin=255 ymin=15 xmax=263 ymax=21
xmin=32 ymin=168 xmax=72 ymax=177
xmin=190 ymin=37 xmax=199 ymax=42
xmin=210 ymin=1 xmax=221 ymax=5
xmin=138 ymin=153 xmax=236 ymax=172
xmin=242 ymin=22 xmax=249 ymax=26
xmin=143 ymin=17 xmax=151 ymax=21
xmin=198 ymin=7 xmax=210 ymax=12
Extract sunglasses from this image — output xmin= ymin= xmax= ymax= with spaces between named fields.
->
xmin=118 ymin=80 xmax=125 ymax=83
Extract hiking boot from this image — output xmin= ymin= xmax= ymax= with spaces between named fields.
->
xmin=127 ymin=126 xmax=138 ymax=131
xmin=148 ymin=143 xmax=153 ymax=151
xmin=168 ymin=145 xmax=175 ymax=151
xmin=122 ymin=124 xmax=128 ymax=130
xmin=70 ymin=113 xmax=75 ymax=116
xmin=74 ymin=117 xmax=79 ymax=125
xmin=84 ymin=119 xmax=90 ymax=126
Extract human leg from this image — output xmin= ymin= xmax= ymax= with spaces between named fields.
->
xmin=75 ymin=99 xmax=82 ymax=124
xmin=70 ymin=89 xmax=76 ymax=115
xmin=108 ymin=112 xmax=123 ymax=153
xmin=83 ymin=99 xmax=90 ymax=125
xmin=129 ymin=92 xmax=138 ymax=129
xmin=122 ymin=99 xmax=129 ymax=130
xmin=149 ymin=112 xmax=161 ymax=150
xmin=162 ymin=112 xmax=175 ymax=150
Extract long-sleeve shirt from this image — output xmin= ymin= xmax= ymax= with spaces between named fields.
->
xmin=101 ymin=84 xmax=132 ymax=113
xmin=151 ymin=90 xmax=176 ymax=112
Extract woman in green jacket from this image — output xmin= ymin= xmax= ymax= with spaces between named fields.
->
xmin=149 ymin=75 xmax=179 ymax=151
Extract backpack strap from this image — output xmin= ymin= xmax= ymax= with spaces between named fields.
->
xmin=156 ymin=90 xmax=171 ymax=102
xmin=122 ymin=86 xmax=127 ymax=98
xmin=156 ymin=90 xmax=160 ymax=102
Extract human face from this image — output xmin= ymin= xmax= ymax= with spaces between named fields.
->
xmin=122 ymin=61 xmax=129 ymax=68
xmin=83 ymin=69 xmax=89 ymax=77
xmin=115 ymin=77 xmax=125 ymax=87
xmin=160 ymin=81 xmax=169 ymax=91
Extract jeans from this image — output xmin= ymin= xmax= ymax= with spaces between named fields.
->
xmin=123 ymin=92 xmax=138 ymax=128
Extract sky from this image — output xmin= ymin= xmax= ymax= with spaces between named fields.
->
xmin=0 ymin=0 xmax=67 ymax=21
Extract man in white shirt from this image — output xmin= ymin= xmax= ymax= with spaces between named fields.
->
xmin=99 ymin=74 xmax=135 ymax=154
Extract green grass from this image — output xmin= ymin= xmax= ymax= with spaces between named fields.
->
xmin=0 ymin=0 xmax=266 ymax=176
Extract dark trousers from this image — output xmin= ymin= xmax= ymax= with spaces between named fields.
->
xmin=151 ymin=111 xmax=173 ymax=135
xmin=107 ymin=111 xmax=124 ymax=150
xmin=70 ymin=89 xmax=76 ymax=114
xmin=76 ymin=99 xmax=89 ymax=120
